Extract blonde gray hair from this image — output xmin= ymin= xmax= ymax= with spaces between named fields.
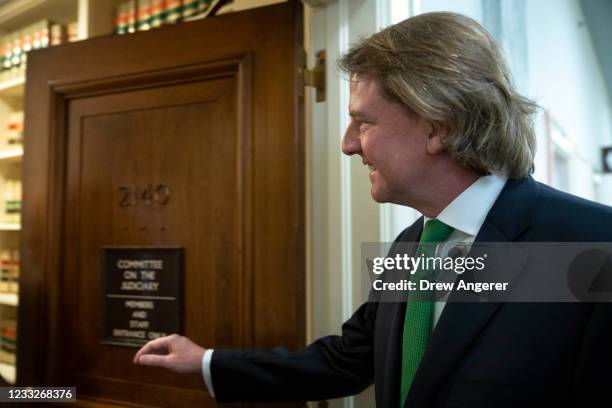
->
xmin=338 ymin=12 xmax=538 ymax=178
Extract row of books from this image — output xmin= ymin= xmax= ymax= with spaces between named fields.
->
xmin=0 ymin=318 xmax=16 ymax=365
xmin=0 ymin=249 xmax=18 ymax=295
xmin=0 ymin=20 xmax=77 ymax=84
xmin=2 ymin=112 xmax=23 ymax=148
xmin=2 ymin=180 xmax=21 ymax=226
xmin=115 ymin=0 xmax=220 ymax=34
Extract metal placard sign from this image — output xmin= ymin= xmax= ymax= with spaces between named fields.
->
xmin=101 ymin=247 xmax=183 ymax=347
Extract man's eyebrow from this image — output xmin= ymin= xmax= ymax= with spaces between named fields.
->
xmin=349 ymin=111 xmax=374 ymax=121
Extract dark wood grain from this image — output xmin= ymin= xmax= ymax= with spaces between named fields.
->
xmin=19 ymin=2 xmax=305 ymax=407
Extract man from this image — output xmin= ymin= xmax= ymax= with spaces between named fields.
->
xmin=134 ymin=12 xmax=612 ymax=407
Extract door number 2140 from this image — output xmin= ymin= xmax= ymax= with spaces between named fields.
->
xmin=118 ymin=184 xmax=171 ymax=207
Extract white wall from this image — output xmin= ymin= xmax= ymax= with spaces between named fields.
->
xmin=525 ymin=0 xmax=612 ymax=204
xmin=418 ymin=0 xmax=482 ymax=19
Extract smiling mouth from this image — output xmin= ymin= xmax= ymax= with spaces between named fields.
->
xmin=367 ymin=164 xmax=376 ymax=173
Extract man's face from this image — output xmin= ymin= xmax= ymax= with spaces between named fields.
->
xmin=342 ymin=78 xmax=434 ymax=206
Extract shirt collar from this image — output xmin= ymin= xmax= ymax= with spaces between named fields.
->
xmin=424 ymin=174 xmax=508 ymax=236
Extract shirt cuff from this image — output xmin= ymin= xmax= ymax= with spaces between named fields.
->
xmin=202 ymin=349 xmax=215 ymax=398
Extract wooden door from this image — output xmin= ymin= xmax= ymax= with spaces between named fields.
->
xmin=18 ymin=2 xmax=304 ymax=407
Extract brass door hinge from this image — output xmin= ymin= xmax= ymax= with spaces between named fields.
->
xmin=299 ymin=49 xmax=326 ymax=102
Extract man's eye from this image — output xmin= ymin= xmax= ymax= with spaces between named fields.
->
xmin=359 ymin=123 xmax=371 ymax=132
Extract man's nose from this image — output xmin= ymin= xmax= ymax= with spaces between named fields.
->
xmin=341 ymin=126 xmax=361 ymax=156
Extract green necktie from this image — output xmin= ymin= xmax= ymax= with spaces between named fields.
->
xmin=400 ymin=219 xmax=454 ymax=407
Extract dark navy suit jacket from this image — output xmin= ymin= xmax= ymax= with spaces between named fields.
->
xmin=211 ymin=177 xmax=612 ymax=407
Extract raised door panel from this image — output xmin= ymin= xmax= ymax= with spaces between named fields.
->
xmin=61 ymin=72 xmax=243 ymax=406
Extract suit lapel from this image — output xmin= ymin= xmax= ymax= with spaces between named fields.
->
xmin=380 ymin=219 xmax=423 ymax=408
xmin=403 ymin=177 xmax=539 ymax=408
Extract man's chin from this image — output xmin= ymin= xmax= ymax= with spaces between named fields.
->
xmin=370 ymin=189 xmax=389 ymax=203
xmin=371 ymin=188 xmax=408 ymax=206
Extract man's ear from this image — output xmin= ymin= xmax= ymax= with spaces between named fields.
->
xmin=426 ymin=122 xmax=449 ymax=154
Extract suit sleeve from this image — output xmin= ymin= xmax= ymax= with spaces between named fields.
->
xmin=210 ymin=301 xmax=377 ymax=403
xmin=573 ymin=302 xmax=612 ymax=406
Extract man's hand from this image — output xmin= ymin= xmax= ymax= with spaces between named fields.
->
xmin=133 ymin=334 xmax=206 ymax=374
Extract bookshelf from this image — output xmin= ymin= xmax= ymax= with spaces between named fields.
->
xmin=0 ymin=0 xmax=83 ymax=386
xmin=0 ymin=292 xmax=17 ymax=306
xmin=0 ymin=361 xmax=15 ymax=383
xmin=0 ymin=146 xmax=21 ymax=161
xmin=0 ymin=76 xmax=23 ymax=95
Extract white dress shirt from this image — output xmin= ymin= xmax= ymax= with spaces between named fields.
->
xmin=425 ymin=174 xmax=507 ymax=327
xmin=201 ymin=173 xmax=508 ymax=397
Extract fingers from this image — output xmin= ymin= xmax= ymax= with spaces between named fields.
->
xmin=137 ymin=353 xmax=171 ymax=369
xmin=133 ymin=335 xmax=174 ymax=364
xmin=133 ymin=334 xmax=205 ymax=374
